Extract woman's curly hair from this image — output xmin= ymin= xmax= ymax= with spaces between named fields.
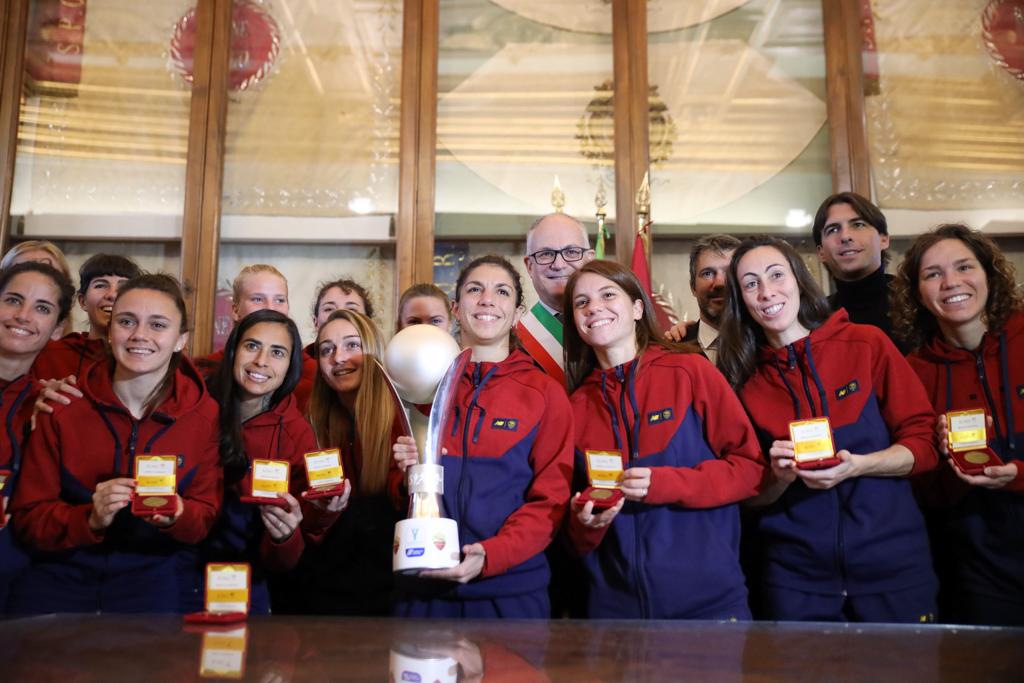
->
xmin=892 ymin=224 xmax=1023 ymax=350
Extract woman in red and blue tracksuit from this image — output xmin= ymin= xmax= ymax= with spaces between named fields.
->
xmin=893 ymin=224 xmax=1024 ymax=626
xmin=183 ymin=310 xmax=318 ymax=614
xmin=9 ymin=274 xmax=222 ymax=613
xmin=562 ymin=260 xmax=765 ymax=619
xmin=718 ymin=236 xmax=938 ymax=623
xmin=392 ymin=255 xmax=573 ymax=618
xmin=0 ymin=262 xmax=76 ymax=611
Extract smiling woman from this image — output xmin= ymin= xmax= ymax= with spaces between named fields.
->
xmin=718 ymin=236 xmax=940 ymax=624
xmin=270 ymin=309 xmax=404 ymax=616
xmin=893 ymin=224 xmax=1024 ymax=626
xmin=9 ymin=274 xmax=223 ymax=614
xmin=0 ymin=262 xmax=74 ymax=611
xmin=561 ymin=259 xmax=764 ymax=620
xmin=195 ymin=309 xmax=315 ymax=615
xmin=392 ymin=254 xmax=573 ymax=619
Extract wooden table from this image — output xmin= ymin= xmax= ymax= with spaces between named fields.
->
xmin=0 ymin=615 xmax=1020 ymax=681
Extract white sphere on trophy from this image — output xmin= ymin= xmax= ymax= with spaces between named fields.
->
xmin=384 ymin=324 xmax=461 ymax=404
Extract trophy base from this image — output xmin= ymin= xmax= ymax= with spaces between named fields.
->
xmin=393 ymin=517 xmax=460 ymax=573
xmin=390 ymin=649 xmax=458 ymax=683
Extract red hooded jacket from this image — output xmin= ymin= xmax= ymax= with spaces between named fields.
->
xmin=32 ymin=332 xmax=105 ymax=381
xmin=12 ymin=355 xmax=222 ymax=550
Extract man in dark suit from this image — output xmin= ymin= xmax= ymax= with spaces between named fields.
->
xmin=666 ymin=234 xmax=740 ymax=364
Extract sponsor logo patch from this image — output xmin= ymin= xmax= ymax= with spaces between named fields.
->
xmin=491 ymin=418 xmax=519 ymax=431
xmin=835 ymin=380 xmax=860 ymax=400
xmin=405 ymin=548 xmax=425 ymax=558
xmin=647 ymin=407 xmax=674 ymax=425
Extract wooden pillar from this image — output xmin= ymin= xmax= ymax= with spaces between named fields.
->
xmin=179 ymin=0 xmax=232 ymax=356
xmin=396 ymin=0 xmax=439 ymax=295
xmin=0 ymin=0 xmax=30 ymax=255
xmin=822 ymin=0 xmax=871 ymax=195
xmin=612 ymin=0 xmax=650 ymax=266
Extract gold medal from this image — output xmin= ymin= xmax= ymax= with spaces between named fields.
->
xmin=964 ymin=451 xmax=990 ymax=465
xmin=143 ymin=496 xmax=169 ymax=508
xmin=590 ymin=489 xmax=613 ymax=500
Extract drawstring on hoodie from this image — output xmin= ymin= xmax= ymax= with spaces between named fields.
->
xmin=943 ymin=329 xmax=1018 ymax=455
xmin=467 ymin=364 xmax=499 ymax=445
xmin=600 ymin=373 xmax=623 ymax=452
xmin=456 ymin=362 xmax=500 ymax=535
xmin=626 ymin=362 xmax=642 ymax=462
xmin=772 ymin=338 xmax=830 ymax=421
xmin=96 ymin=406 xmax=125 ymax=475
xmin=802 ymin=338 xmax=831 ymax=419
xmin=999 ymin=332 xmax=1017 ymax=452
xmin=3 ymin=380 xmax=33 ymax=477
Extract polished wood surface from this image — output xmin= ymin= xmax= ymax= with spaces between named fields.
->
xmin=180 ymin=0 xmax=232 ymax=357
xmin=0 ymin=615 xmax=1020 ymax=682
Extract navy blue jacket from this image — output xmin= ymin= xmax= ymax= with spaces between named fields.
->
xmin=401 ymin=349 xmax=573 ymax=604
xmin=9 ymin=357 xmax=222 ymax=614
xmin=908 ymin=310 xmax=1024 ymax=603
xmin=567 ymin=346 xmax=765 ymax=618
xmin=0 ymin=374 xmax=35 ymax=611
xmin=738 ymin=311 xmax=938 ymax=596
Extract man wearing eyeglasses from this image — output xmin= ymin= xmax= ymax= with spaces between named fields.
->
xmin=518 ymin=213 xmax=595 ymax=386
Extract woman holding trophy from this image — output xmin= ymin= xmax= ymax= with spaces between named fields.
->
xmin=892 ymin=224 xmax=1024 ymax=625
xmin=392 ymin=254 xmax=573 ymax=618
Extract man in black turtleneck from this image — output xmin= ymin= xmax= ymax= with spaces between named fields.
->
xmin=811 ymin=192 xmax=907 ymax=352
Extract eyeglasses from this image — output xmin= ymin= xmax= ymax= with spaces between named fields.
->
xmin=527 ymin=246 xmax=591 ymax=265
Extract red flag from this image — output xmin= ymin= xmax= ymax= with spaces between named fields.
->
xmin=631 ymin=223 xmax=674 ymax=332
xmin=631 ymin=228 xmax=652 ymax=292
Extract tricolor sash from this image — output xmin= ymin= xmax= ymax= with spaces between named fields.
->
xmin=516 ymin=302 xmax=565 ymax=386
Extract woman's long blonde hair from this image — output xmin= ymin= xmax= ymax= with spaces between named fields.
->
xmin=307 ymin=310 xmax=395 ymax=495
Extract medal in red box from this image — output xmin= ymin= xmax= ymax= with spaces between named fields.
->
xmin=185 ymin=562 xmax=251 ymax=626
xmin=946 ymin=409 xmax=1004 ymax=475
xmin=578 ymin=449 xmax=624 ymax=510
xmin=301 ymin=448 xmax=346 ymax=500
xmin=131 ymin=455 xmax=178 ymax=516
xmin=789 ymin=417 xmax=840 ymax=470
xmin=240 ymin=459 xmax=290 ymax=508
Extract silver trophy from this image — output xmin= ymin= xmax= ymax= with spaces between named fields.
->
xmin=382 ymin=324 xmax=469 ymax=573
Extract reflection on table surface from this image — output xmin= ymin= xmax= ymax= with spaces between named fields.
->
xmin=0 ymin=615 xmax=1021 ymax=682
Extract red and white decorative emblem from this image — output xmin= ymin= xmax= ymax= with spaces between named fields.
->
xmin=169 ymin=0 xmax=280 ymax=91
xmin=982 ymin=0 xmax=1024 ymax=81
